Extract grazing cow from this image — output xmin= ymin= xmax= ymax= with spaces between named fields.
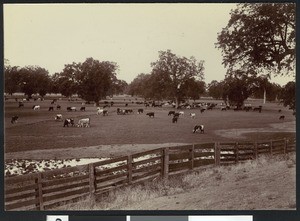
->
xmin=103 ymin=110 xmax=108 ymax=116
xmin=279 ymin=115 xmax=285 ymax=120
xmin=55 ymin=114 xmax=63 ymax=121
xmin=125 ymin=109 xmax=133 ymax=114
xmin=168 ymin=111 xmax=175 ymax=116
xmin=63 ymin=118 xmax=74 ymax=127
xmin=174 ymin=113 xmax=180 ymax=117
xmin=278 ymin=109 xmax=282 ymax=113
xmin=221 ymin=107 xmax=227 ymax=111
xmin=110 ymin=101 xmax=114 ymax=107
xmin=125 ymin=103 xmax=128 ymax=107
xmin=172 ymin=115 xmax=179 ymax=123
xmin=193 ymin=125 xmax=204 ymax=133
xmin=80 ymin=106 xmax=86 ymax=111
xmin=207 ymin=106 xmax=213 ymax=110
xmin=138 ymin=108 xmax=144 ymax=114
xmin=179 ymin=111 xmax=184 ymax=116
xmin=200 ymin=108 xmax=205 ymax=113
xmin=190 ymin=113 xmax=196 ymax=119
xmin=78 ymin=118 xmax=90 ymax=127
xmin=51 ymin=101 xmax=55 ymax=105
xmin=97 ymin=108 xmax=104 ymax=115
xmin=56 ymin=105 xmax=61 ymax=110
xmin=18 ymin=102 xmax=24 ymax=108
xmin=32 ymin=105 xmax=40 ymax=110
xmin=67 ymin=107 xmax=76 ymax=111
xmin=146 ymin=112 xmax=155 ymax=118
xmin=253 ymin=107 xmax=262 ymax=113
xmin=11 ymin=116 xmax=19 ymax=124
xmin=48 ymin=107 xmax=54 ymax=111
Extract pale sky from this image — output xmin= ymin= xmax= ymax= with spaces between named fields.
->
xmin=4 ymin=3 xmax=294 ymax=85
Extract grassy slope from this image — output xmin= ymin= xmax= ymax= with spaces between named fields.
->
xmin=59 ymin=154 xmax=296 ymax=210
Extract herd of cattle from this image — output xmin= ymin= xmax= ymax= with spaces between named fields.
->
xmin=9 ymin=98 xmax=289 ymax=133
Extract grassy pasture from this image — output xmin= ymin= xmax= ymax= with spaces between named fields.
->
xmin=4 ymin=96 xmax=295 ymax=155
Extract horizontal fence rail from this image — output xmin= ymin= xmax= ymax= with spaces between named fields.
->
xmin=4 ymin=138 xmax=296 ymax=210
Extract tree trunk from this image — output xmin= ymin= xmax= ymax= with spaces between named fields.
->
xmin=263 ymin=88 xmax=266 ymax=104
xmin=95 ymin=100 xmax=100 ymax=107
xmin=175 ymin=97 xmax=179 ymax=108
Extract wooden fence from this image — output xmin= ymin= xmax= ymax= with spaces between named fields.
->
xmin=5 ymin=138 xmax=296 ymax=211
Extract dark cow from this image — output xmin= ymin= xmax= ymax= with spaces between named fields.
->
xmin=193 ymin=125 xmax=204 ymax=133
xmin=172 ymin=115 xmax=179 ymax=123
xmin=103 ymin=110 xmax=108 ymax=116
xmin=278 ymin=109 xmax=282 ymax=113
xmin=110 ymin=101 xmax=114 ymax=107
xmin=125 ymin=109 xmax=133 ymax=114
xmin=57 ymin=105 xmax=61 ymax=110
xmin=11 ymin=116 xmax=19 ymax=124
xmin=138 ymin=109 xmax=144 ymax=114
xmin=146 ymin=112 xmax=155 ymax=118
xmin=80 ymin=106 xmax=86 ymax=111
xmin=18 ymin=102 xmax=24 ymax=108
xmin=168 ymin=111 xmax=175 ymax=116
xmin=253 ymin=106 xmax=262 ymax=113
xmin=63 ymin=118 xmax=74 ymax=127
xmin=200 ymin=108 xmax=205 ymax=113
xmin=125 ymin=103 xmax=128 ymax=107
xmin=48 ymin=107 xmax=54 ymax=111
xmin=174 ymin=113 xmax=180 ymax=117
xmin=221 ymin=107 xmax=227 ymax=111
xmin=67 ymin=107 xmax=72 ymax=111
xmin=279 ymin=115 xmax=285 ymax=120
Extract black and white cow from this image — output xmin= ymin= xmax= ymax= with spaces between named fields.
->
xmin=193 ymin=125 xmax=204 ymax=133
xmin=55 ymin=114 xmax=63 ymax=121
xmin=63 ymin=118 xmax=75 ymax=127
xmin=67 ymin=107 xmax=76 ymax=111
xmin=78 ymin=118 xmax=90 ymax=127
xmin=11 ymin=116 xmax=19 ymax=124
xmin=146 ymin=112 xmax=155 ymax=118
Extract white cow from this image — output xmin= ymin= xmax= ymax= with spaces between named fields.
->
xmin=179 ymin=111 xmax=184 ymax=116
xmin=78 ymin=118 xmax=90 ymax=127
xmin=97 ymin=108 xmax=104 ymax=115
xmin=32 ymin=105 xmax=40 ymax=110
xmin=190 ymin=113 xmax=196 ymax=119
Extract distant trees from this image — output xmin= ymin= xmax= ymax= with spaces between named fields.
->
xmin=207 ymin=80 xmax=224 ymax=100
xmin=279 ymin=81 xmax=295 ymax=110
xmin=127 ymin=50 xmax=205 ymax=105
xmin=216 ymin=3 xmax=296 ymax=76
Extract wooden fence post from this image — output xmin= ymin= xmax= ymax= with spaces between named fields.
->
xmin=284 ymin=138 xmax=288 ymax=155
xmin=88 ymin=164 xmax=96 ymax=198
xmin=189 ymin=144 xmax=195 ymax=170
xmin=254 ymin=142 xmax=258 ymax=160
xmin=163 ymin=147 xmax=169 ymax=179
xmin=127 ymin=155 xmax=133 ymax=184
xmin=214 ymin=142 xmax=220 ymax=166
xmin=270 ymin=141 xmax=273 ymax=156
xmin=36 ymin=173 xmax=44 ymax=210
xmin=235 ymin=142 xmax=239 ymax=164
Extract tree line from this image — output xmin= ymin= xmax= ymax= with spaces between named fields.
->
xmin=5 ymin=3 xmax=295 ymax=110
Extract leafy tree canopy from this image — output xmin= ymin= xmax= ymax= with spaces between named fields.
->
xmin=216 ymin=3 xmax=295 ymax=76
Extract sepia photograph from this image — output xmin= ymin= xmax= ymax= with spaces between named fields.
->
xmin=3 ymin=3 xmax=296 ymax=211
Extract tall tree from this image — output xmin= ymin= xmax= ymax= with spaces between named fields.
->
xmin=181 ymin=79 xmax=206 ymax=101
xmin=5 ymin=65 xmax=21 ymax=95
xmin=127 ymin=73 xmax=151 ymax=97
xmin=279 ymin=81 xmax=295 ymax=110
xmin=222 ymin=69 xmax=258 ymax=107
xmin=150 ymin=50 xmax=205 ymax=107
xmin=216 ymin=3 xmax=296 ymax=75
xmin=208 ymin=80 xmax=224 ymax=100
xmin=76 ymin=58 xmax=118 ymax=105
xmin=18 ymin=66 xmax=50 ymax=98
xmin=58 ymin=62 xmax=80 ymax=98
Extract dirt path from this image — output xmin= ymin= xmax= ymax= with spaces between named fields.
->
xmin=214 ymin=121 xmax=295 ymax=139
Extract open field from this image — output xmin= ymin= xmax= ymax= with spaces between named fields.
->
xmin=5 ymin=95 xmax=295 ymax=160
